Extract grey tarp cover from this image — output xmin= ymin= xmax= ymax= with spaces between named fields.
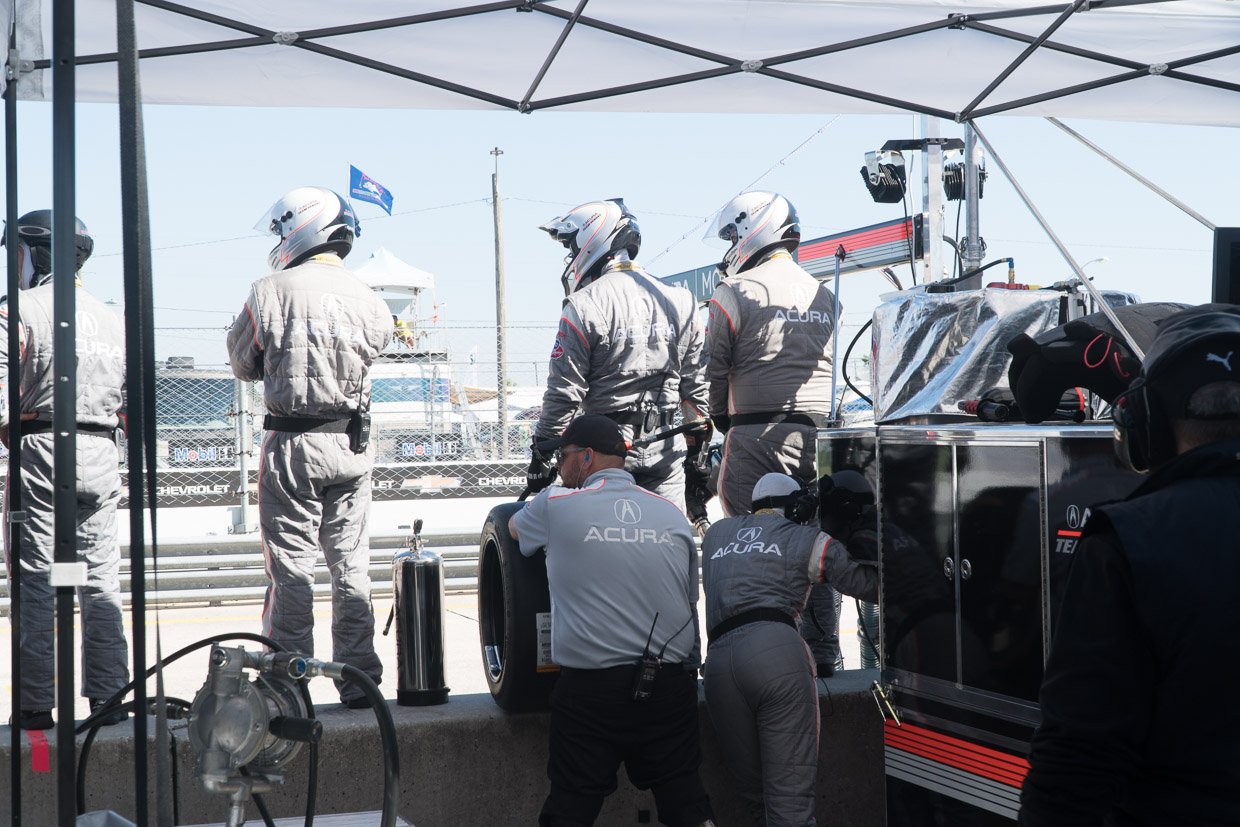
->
xmin=1 ymin=1 xmax=1238 ymax=124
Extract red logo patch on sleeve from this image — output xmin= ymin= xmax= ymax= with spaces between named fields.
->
xmin=550 ymin=332 xmax=565 ymax=359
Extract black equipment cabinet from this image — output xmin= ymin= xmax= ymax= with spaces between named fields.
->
xmin=820 ymin=424 xmax=1143 ymax=824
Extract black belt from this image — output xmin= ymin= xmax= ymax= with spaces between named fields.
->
xmin=729 ymin=411 xmax=820 ymax=428
xmin=708 ymin=607 xmax=796 ymax=645
xmin=560 ymin=662 xmax=691 ymax=676
xmin=22 ymin=421 xmax=117 ymax=438
xmin=600 ymin=409 xmax=676 ymax=431
xmin=263 ymin=414 xmax=351 ymax=434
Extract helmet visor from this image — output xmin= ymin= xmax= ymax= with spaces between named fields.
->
xmin=703 ymin=204 xmax=742 ymax=248
xmin=254 ymin=201 xmax=292 ymax=237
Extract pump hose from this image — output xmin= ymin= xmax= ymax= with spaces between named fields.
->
xmin=341 ymin=665 xmax=401 ymax=827
xmin=76 ymin=696 xmax=193 ymax=815
xmin=841 ymin=319 xmax=874 ymax=406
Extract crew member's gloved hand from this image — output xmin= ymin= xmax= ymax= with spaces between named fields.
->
xmin=526 ymin=442 xmax=556 ymax=495
xmin=710 ymin=414 xmax=731 ymax=435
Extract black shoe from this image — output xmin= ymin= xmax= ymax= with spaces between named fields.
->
xmin=89 ymin=698 xmax=128 ymax=726
xmin=341 ymin=695 xmax=373 ymax=710
xmin=816 ymin=662 xmax=835 ymax=678
xmin=13 ymin=710 xmax=54 ymax=730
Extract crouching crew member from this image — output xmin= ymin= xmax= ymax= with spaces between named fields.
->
xmin=701 ymin=473 xmax=879 ymax=826
xmin=530 ymin=199 xmax=711 ymax=515
xmin=510 ymin=414 xmax=716 ymax=827
xmin=228 ymin=186 xmax=392 ymax=708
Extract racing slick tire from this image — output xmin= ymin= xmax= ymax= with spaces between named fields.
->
xmin=477 ymin=502 xmax=558 ymax=712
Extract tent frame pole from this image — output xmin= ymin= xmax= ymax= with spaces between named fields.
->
xmin=51 ymin=0 xmax=79 ymax=820
xmin=5 ymin=18 xmax=24 ymax=827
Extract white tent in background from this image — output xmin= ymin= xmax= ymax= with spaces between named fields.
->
xmin=355 ymin=246 xmax=436 ymax=318
xmin=355 ymin=246 xmax=435 ymax=294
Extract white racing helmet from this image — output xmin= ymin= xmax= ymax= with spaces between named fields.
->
xmin=540 ymin=198 xmax=641 ymax=295
xmin=254 ymin=186 xmax=359 ymax=272
xmin=704 ymin=191 xmax=800 ymax=279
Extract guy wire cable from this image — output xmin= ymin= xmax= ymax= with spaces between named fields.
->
xmin=646 ymin=115 xmax=841 ymax=267
xmin=970 ymin=121 xmax=1145 ymax=361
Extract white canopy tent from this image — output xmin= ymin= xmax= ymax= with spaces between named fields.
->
xmin=4 ymin=2 xmax=1239 ymax=826
xmin=356 ymin=246 xmax=437 ymax=326
xmin=1 ymin=0 xmax=1238 ymax=125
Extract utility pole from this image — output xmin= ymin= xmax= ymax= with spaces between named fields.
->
xmin=491 ymin=147 xmax=509 ymax=459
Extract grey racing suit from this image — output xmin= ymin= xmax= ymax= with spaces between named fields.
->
xmin=0 ymin=283 xmax=129 ymax=711
xmin=535 ymin=260 xmax=708 ymax=511
xmin=227 ymin=254 xmax=392 ymax=703
xmin=705 ymin=250 xmax=838 ymax=516
xmin=701 ymin=511 xmax=877 ymax=827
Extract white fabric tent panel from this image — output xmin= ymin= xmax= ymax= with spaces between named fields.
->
xmin=10 ymin=0 xmax=1240 ymax=124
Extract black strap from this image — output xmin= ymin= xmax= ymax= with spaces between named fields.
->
xmin=116 ymin=0 xmax=167 ymax=819
xmin=708 ymin=607 xmax=795 ymax=645
xmin=729 ymin=411 xmax=820 ymax=428
xmin=263 ymin=414 xmax=351 ymax=434
xmin=601 ymin=409 xmax=676 ymax=430
xmin=21 ymin=420 xmax=117 ymax=437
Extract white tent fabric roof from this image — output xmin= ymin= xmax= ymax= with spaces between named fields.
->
xmin=5 ymin=0 xmax=1240 ymax=125
xmin=355 ymin=247 xmax=436 ymax=294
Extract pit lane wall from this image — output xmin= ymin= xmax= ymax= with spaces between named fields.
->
xmin=0 ymin=673 xmax=883 ymax=826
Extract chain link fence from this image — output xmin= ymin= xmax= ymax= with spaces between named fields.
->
xmin=0 ymin=323 xmax=561 ymax=512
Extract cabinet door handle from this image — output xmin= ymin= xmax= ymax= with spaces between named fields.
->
xmin=960 ymin=558 xmax=973 ymax=581
xmin=942 ymin=557 xmax=954 ymax=580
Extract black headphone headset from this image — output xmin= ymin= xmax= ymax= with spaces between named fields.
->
xmin=1112 ymin=307 xmax=1240 ymax=474
xmin=818 ymin=469 xmax=876 ymax=536
xmin=752 ymin=481 xmax=818 ymax=523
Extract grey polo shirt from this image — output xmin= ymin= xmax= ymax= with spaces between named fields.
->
xmin=511 ymin=467 xmax=701 ymax=670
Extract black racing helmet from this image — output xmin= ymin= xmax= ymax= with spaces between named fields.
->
xmin=2 ymin=209 xmax=95 ymax=279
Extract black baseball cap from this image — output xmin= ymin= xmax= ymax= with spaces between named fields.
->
xmin=1145 ymin=305 xmax=1240 ymax=418
xmin=536 ymin=414 xmax=628 ymax=457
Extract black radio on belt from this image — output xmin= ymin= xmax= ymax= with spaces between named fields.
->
xmin=348 ymin=409 xmax=371 ymax=454
xmin=631 ymin=611 xmax=694 ymax=703
xmin=631 ymin=654 xmax=661 ymax=703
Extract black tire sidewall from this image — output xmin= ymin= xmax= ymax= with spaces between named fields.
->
xmin=478 ymin=502 xmax=558 ymax=712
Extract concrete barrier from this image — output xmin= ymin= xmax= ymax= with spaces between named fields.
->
xmin=1 ymin=671 xmax=884 ymax=826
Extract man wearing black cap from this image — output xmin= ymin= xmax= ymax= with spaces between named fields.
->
xmin=1020 ymin=305 xmax=1240 ymax=826
xmin=509 ymin=414 xmax=715 ymax=827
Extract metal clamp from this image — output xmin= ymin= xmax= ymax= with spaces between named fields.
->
xmin=6 ymin=50 xmax=35 ymax=81
xmin=272 ymin=31 xmax=300 ymax=46
xmin=1148 ymin=63 xmax=1169 ymax=76
xmin=740 ymin=59 xmax=764 ymax=73
xmin=6 ymin=510 xmax=28 ymax=524
xmin=870 ymin=681 xmax=902 ymax=726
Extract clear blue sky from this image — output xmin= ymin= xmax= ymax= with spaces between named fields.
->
xmin=2 ymin=103 xmax=1233 ymax=373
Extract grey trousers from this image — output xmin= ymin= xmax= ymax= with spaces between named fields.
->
xmin=5 ymin=433 xmax=129 ymax=711
xmin=717 ymin=423 xmax=817 ymax=516
xmin=627 ymin=434 xmax=686 ymax=513
xmin=259 ymin=431 xmax=382 ymax=702
xmin=705 ymin=621 xmax=819 ymax=827
xmin=800 ymin=584 xmax=843 ymax=673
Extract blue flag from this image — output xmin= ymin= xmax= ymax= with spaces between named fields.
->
xmin=349 ymin=165 xmax=394 ymax=215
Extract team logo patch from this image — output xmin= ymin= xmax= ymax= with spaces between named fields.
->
xmin=615 ymin=499 xmax=642 ymax=524
xmin=550 ymin=332 xmax=565 ymax=359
